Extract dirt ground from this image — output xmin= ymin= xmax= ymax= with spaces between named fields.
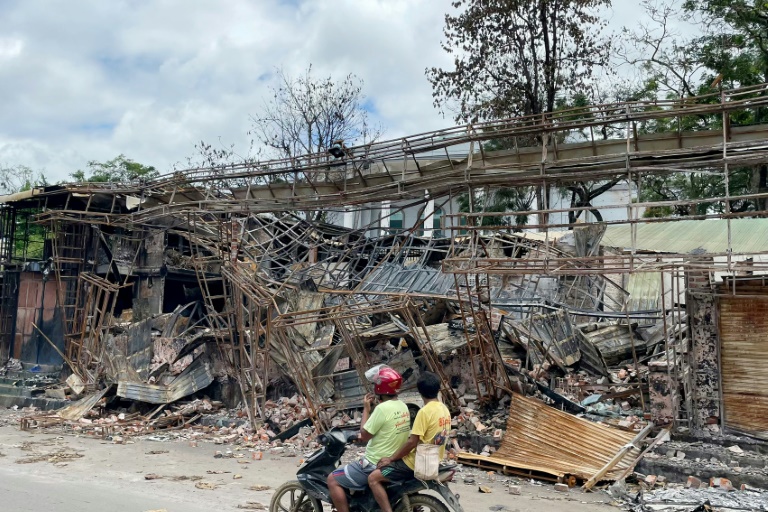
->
xmin=0 ymin=411 xmax=617 ymax=512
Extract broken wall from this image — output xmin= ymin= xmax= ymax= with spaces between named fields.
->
xmin=686 ymin=266 xmax=720 ymax=433
xmin=12 ymin=271 xmax=64 ymax=366
xmin=134 ymin=229 xmax=165 ymax=321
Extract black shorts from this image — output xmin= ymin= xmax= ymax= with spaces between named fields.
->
xmin=380 ymin=460 xmax=414 ymax=483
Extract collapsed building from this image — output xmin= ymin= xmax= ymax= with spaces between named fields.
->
xmin=3 ymin=83 xmax=768 ymax=492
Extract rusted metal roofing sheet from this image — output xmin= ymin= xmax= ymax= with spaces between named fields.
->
xmin=460 ymin=393 xmax=640 ymax=481
xmin=602 ymin=219 xmax=768 ymax=255
xmin=719 ymin=287 xmax=768 ymax=439
xmin=116 ymin=358 xmax=213 ymax=404
xmin=56 ymin=387 xmax=110 ymax=421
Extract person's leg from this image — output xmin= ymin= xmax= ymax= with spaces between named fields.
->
xmin=327 ymin=472 xmax=350 ymax=512
xmin=368 ymin=469 xmax=393 ymax=512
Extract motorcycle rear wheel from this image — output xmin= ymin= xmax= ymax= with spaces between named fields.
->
xmin=395 ymin=494 xmax=451 ymax=512
xmin=269 ymin=480 xmax=322 ymax=512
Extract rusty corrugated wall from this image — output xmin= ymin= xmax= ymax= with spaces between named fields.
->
xmin=719 ymin=284 xmax=768 ymax=439
xmin=493 ymin=393 xmax=640 ymax=480
xmin=13 ymin=272 xmax=64 ymax=365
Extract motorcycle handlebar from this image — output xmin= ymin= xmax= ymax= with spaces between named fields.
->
xmin=316 ymin=429 xmax=360 ymax=446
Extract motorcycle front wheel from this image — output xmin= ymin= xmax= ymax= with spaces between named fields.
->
xmin=269 ymin=480 xmax=322 ymax=512
xmin=396 ymin=494 xmax=451 ymax=512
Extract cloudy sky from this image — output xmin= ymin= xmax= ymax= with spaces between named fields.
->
xmin=0 ymin=0 xmax=663 ymax=183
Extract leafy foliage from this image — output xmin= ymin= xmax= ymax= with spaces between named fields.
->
xmin=0 ymin=165 xmax=49 ymax=261
xmin=683 ymin=0 xmax=768 ymax=87
xmin=427 ymin=0 xmax=612 ymax=122
xmin=621 ymin=0 xmax=768 ymax=216
xmin=430 ymin=0 xmax=616 ymax=227
xmin=457 ymin=187 xmax=536 ymax=229
xmin=70 ymin=155 xmax=158 ymax=183
xmin=0 ymin=165 xmax=47 ymax=195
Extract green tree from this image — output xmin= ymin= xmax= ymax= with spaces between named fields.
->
xmin=0 ymin=165 xmax=49 ymax=261
xmin=621 ymin=0 xmax=768 ymax=215
xmin=427 ymin=0 xmax=612 ymax=122
xmin=684 ymin=0 xmax=768 ymax=88
xmin=0 ymin=164 xmax=47 ymax=195
xmin=429 ymin=0 xmax=616 ymax=227
xmin=458 ymin=187 xmax=536 ymax=230
xmin=71 ymin=155 xmax=158 ymax=183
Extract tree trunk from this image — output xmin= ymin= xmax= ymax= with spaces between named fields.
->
xmin=753 ymin=164 xmax=768 ymax=212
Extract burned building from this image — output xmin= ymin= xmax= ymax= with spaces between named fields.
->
xmin=3 ymin=83 xmax=768 ymax=489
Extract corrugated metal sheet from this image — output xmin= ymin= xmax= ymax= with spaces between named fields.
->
xmin=603 ymin=219 xmax=768 ymax=255
xmin=625 ymin=272 xmax=661 ymax=312
xmin=460 ymin=393 xmax=640 ymax=481
xmin=359 ymin=263 xmax=455 ymax=296
xmin=56 ymin=387 xmax=110 ymax=421
xmin=116 ymin=357 xmax=213 ymax=404
xmin=504 ymin=311 xmax=581 ymax=368
xmin=581 ymin=322 xmax=646 ymax=366
xmin=332 ymin=350 xmax=420 ymax=406
xmin=419 ymin=323 xmax=467 ymax=354
xmin=14 ymin=272 xmax=64 ymax=365
xmin=505 ymin=231 xmax=571 ymax=243
xmin=719 ymin=287 xmax=768 ymax=439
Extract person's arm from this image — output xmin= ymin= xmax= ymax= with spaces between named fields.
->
xmin=377 ymin=409 xmax=427 ymax=468
xmin=376 ymin=434 xmax=419 ymax=468
xmin=358 ymin=393 xmax=377 ymax=443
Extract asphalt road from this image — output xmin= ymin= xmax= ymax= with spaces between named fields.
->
xmin=0 ymin=412 xmax=616 ymax=512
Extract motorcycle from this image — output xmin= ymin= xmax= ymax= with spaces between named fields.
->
xmin=269 ymin=428 xmax=464 ymax=512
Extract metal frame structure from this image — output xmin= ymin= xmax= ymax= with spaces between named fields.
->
xmin=2 ymin=83 xmax=768 ymax=433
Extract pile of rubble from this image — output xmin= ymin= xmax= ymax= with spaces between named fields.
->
xmin=622 ymin=484 xmax=768 ymax=511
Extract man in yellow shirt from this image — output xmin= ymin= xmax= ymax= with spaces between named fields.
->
xmin=368 ymin=372 xmax=451 ymax=512
xmin=327 ymin=366 xmax=410 ymax=512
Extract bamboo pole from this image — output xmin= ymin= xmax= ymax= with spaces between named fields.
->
xmin=582 ymin=422 xmax=654 ymax=491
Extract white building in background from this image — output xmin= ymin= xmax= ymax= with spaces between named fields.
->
xmin=547 ymin=181 xmax=645 ymax=227
xmin=339 ymin=194 xmax=462 ymax=238
xmin=338 ymin=180 xmax=642 ymax=238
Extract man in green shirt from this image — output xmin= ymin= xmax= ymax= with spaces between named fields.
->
xmin=368 ymin=371 xmax=451 ymax=512
xmin=327 ymin=366 xmax=410 ymax=512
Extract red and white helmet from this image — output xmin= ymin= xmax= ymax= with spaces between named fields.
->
xmin=365 ymin=365 xmax=403 ymax=396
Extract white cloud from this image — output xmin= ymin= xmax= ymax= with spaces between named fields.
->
xmin=0 ymin=0 xmax=681 ymax=184
xmin=0 ymin=38 xmax=23 ymax=59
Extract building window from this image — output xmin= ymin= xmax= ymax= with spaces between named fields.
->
xmin=432 ymin=208 xmax=443 ymax=237
xmin=389 ymin=210 xmax=403 ymax=233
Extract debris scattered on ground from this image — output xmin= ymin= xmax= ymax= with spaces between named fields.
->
xmin=237 ymin=503 xmax=266 ymax=510
xmin=15 ymin=448 xmax=84 ymax=465
xmin=625 ymin=486 xmax=768 ymax=511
